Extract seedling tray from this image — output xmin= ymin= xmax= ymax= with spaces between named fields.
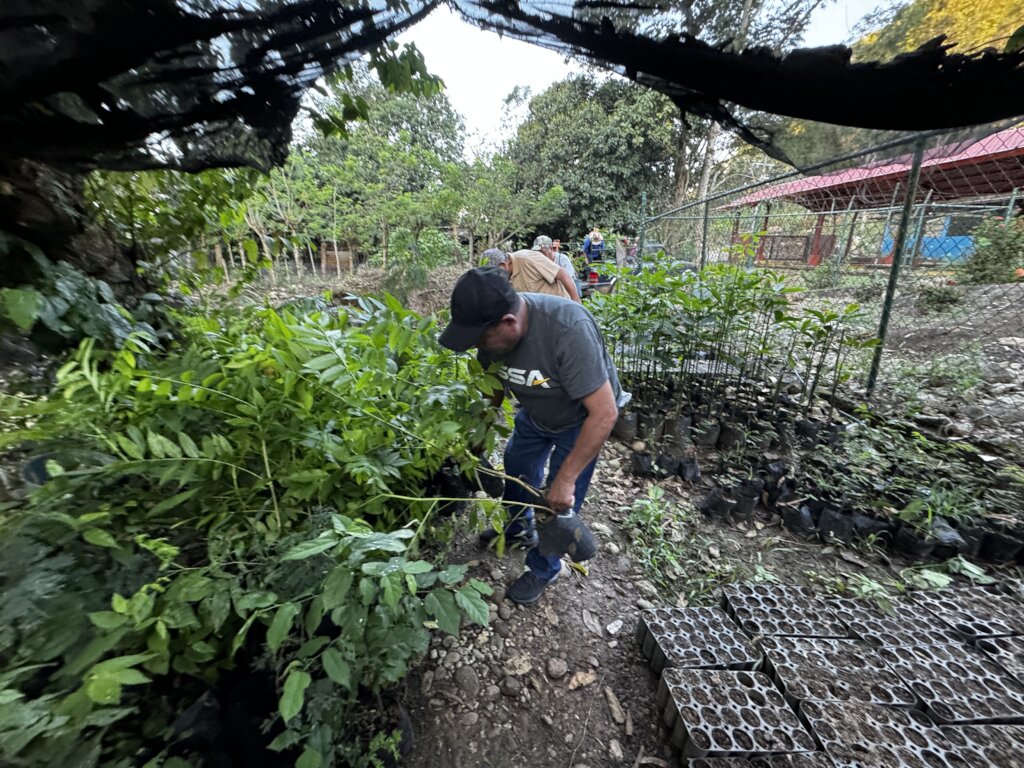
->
xmin=749 ymin=755 xmax=837 ymax=768
xmin=877 ymin=643 xmax=1024 ymax=724
xmin=637 ymin=607 xmax=762 ymax=673
xmin=939 ymin=724 xmax=1024 ymax=765
xmin=761 ymin=638 xmax=916 ymax=707
xmin=976 ymin=636 xmax=1024 ymax=683
xmin=688 ymin=759 xmax=756 ymax=768
xmin=723 ymin=584 xmax=848 ymax=639
xmin=827 ymin=597 xmax=965 ymax=648
xmin=908 ymin=586 xmax=1024 ymax=640
xmin=658 ymin=668 xmax=816 ymax=758
xmin=800 ymin=700 xmax=967 ymax=768
xmin=757 ymin=638 xmax=862 ymax=678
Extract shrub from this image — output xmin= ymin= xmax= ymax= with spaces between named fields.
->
xmin=0 ymin=298 xmax=503 ymax=767
xmin=960 ymin=217 xmax=1024 ymax=285
xmin=916 ymin=282 xmax=961 ymax=313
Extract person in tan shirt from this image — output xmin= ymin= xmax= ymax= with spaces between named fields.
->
xmin=482 ymin=248 xmax=581 ymax=303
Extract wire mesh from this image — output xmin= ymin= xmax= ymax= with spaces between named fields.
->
xmin=642 ymin=122 xmax=1024 ymax=454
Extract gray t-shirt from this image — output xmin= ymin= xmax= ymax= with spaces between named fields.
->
xmin=479 ymin=293 xmax=622 ymax=432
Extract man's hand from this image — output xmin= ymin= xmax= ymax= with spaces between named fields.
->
xmin=546 ymin=476 xmax=576 ymax=514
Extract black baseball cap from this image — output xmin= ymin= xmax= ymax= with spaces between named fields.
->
xmin=439 ymin=267 xmax=517 ymax=352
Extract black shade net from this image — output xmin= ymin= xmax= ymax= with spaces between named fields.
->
xmin=1 ymin=0 xmax=1023 ymax=172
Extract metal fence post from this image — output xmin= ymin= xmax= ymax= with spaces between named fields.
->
xmin=866 ymin=138 xmax=926 ymax=396
xmin=1006 ymin=188 xmax=1019 ymax=223
xmin=700 ymin=200 xmax=710 ymax=269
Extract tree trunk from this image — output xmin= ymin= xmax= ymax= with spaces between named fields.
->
xmin=260 ymin=235 xmax=276 ymax=284
xmin=381 ymin=222 xmax=389 ymax=269
xmin=696 ymin=123 xmax=721 ymax=201
xmin=306 ymin=242 xmax=317 ymax=277
xmin=671 ymin=125 xmax=691 ymax=207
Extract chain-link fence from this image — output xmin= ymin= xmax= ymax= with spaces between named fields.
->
xmin=641 ymin=123 xmax=1024 ymax=453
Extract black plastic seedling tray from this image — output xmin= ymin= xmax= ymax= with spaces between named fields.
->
xmin=637 ymin=607 xmax=762 ymax=673
xmin=939 ymin=724 xmax=1024 ymax=765
xmin=877 ymin=643 xmax=1024 ymax=725
xmin=908 ymin=586 xmax=1024 ymax=640
xmin=761 ymin=638 xmax=916 ymax=708
xmin=658 ymin=668 xmax=817 ymax=758
xmin=800 ymin=700 xmax=970 ymax=768
xmin=827 ymin=597 xmax=966 ymax=648
xmin=976 ymin=636 xmax=1024 ymax=684
xmin=722 ymin=584 xmax=848 ymax=639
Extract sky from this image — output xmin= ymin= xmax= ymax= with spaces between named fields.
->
xmin=397 ymin=0 xmax=882 ymax=154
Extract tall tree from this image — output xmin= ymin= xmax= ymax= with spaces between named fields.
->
xmin=507 ymin=74 xmax=678 ymax=236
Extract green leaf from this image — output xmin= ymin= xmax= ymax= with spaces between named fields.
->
xmin=207 ymin=589 xmax=231 ymax=632
xmin=0 ymin=288 xmax=43 ymax=330
xmin=381 ymin=574 xmax=399 ymax=610
xmin=468 ymin=578 xmax=494 ymax=596
xmin=322 ymin=566 xmax=353 ymax=610
xmin=267 ymin=603 xmax=300 ymax=652
xmin=88 ymin=611 xmax=127 ymax=630
xmin=455 ymin=586 xmax=490 ymax=627
xmin=358 ymin=578 xmax=377 ymax=605
xmin=232 ymin=613 xmax=258 ymax=656
xmin=150 ymin=488 xmax=199 ymax=516
xmin=296 ymin=748 xmax=323 ymax=768
xmin=424 ymin=589 xmax=461 ymax=635
xmin=402 ymin=560 xmax=434 ymax=575
xmin=305 ymin=352 xmax=340 ymax=371
xmin=279 ymin=669 xmax=311 ymax=723
xmin=178 ymin=432 xmax=201 ymax=459
xmin=115 ymin=434 xmax=144 ymax=460
xmin=282 ymin=536 xmax=337 ymax=561
xmin=111 ymin=668 xmax=151 ymax=685
xmin=438 ymin=564 xmax=467 ymax=585
xmin=85 ymin=672 xmax=122 ymax=705
xmin=297 ymin=636 xmax=330 ymax=659
xmin=321 ymin=646 xmax=351 ymax=689
xmin=83 ymin=528 xmax=118 ymax=548
xmin=902 ymin=568 xmax=952 ymax=591
xmin=92 ymin=653 xmax=152 ymax=674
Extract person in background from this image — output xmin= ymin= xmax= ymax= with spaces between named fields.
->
xmin=438 ymin=267 xmax=624 ymax=604
xmin=583 ymin=227 xmax=605 ymax=262
xmin=482 ymin=248 xmax=580 ymax=303
xmin=533 ymin=235 xmax=580 ymax=297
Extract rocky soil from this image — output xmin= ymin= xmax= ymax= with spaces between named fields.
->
xmin=400 ymin=444 xmax=905 ymax=768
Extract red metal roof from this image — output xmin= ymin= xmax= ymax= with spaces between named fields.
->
xmin=725 ymin=125 xmax=1024 ymax=211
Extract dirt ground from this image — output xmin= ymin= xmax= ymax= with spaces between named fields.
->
xmin=399 ymin=441 xmax=940 ymax=768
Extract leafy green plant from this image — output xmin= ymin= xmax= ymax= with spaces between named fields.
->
xmin=899 ymin=478 xmax=981 ymax=533
xmin=960 ymin=216 xmax=1024 ymax=285
xmin=622 ymin=486 xmax=768 ymax=605
xmin=0 ymin=296 xmax=505 ymax=767
xmin=916 ymin=282 xmax=962 ymax=312
xmin=0 ymin=246 xmax=170 ymax=349
xmin=800 ymin=261 xmax=844 ymax=291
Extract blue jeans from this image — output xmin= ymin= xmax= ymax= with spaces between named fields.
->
xmin=502 ymin=409 xmax=600 ymax=581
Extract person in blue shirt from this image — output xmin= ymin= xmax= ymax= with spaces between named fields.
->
xmin=582 ymin=227 xmax=605 ymax=262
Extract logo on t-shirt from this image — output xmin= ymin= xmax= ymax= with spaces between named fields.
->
xmin=497 ymin=366 xmax=553 ymax=388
